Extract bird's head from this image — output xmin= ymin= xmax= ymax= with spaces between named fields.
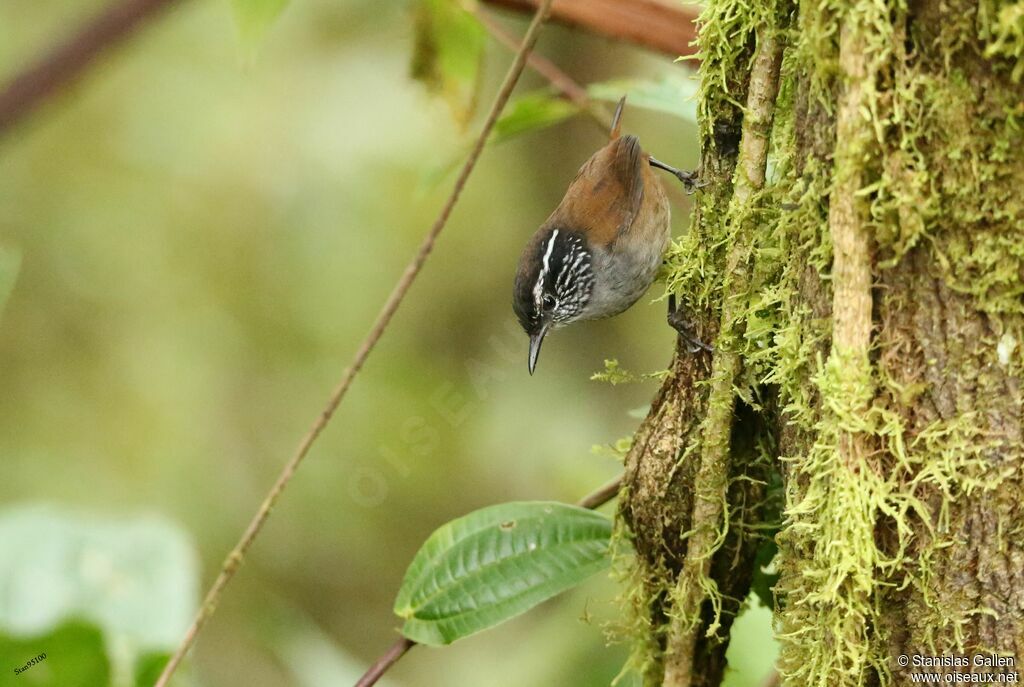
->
xmin=513 ymin=227 xmax=595 ymax=374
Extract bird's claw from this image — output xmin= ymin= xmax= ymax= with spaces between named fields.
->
xmin=667 ymin=294 xmax=714 ymax=353
xmin=649 ymin=157 xmax=707 ymax=194
xmin=673 ymin=169 xmax=707 ymax=195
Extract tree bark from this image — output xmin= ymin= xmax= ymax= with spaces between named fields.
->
xmin=621 ymin=1 xmax=1024 ymax=685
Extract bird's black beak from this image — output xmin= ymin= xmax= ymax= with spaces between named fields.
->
xmin=528 ymin=326 xmax=549 ymax=376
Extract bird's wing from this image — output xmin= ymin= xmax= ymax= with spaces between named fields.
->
xmin=552 ymin=135 xmax=645 ymax=247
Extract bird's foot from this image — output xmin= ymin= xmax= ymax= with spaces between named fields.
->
xmin=669 ymin=168 xmax=707 ymax=195
xmin=649 ymin=157 xmax=707 ymax=195
xmin=667 ymin=294 xmax=713 ymax=353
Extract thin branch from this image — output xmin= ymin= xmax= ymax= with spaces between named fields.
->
xmin=829 ymin=22 xmax=873 ymax=362
xmin=577 ymin=474 xmax=624 ymax=510
xmin=353 ymin=637 xmax=415 ymax=687
xmin=352 ymin=473 xmax=623 ymax=687
xmin=152 ymin=1 xmax=557 ymax=685
xmin=0 ymin=0 xmax=182 ymax=136
xmin=480 ymin=0 xmax=699 ymax=59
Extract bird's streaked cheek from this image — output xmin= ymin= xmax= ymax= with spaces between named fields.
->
xmin=551 ymin=310 xmax=579 ymax=327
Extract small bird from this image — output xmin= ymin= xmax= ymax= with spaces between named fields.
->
xmin=513 ymin=98 xmax=703 ymax=374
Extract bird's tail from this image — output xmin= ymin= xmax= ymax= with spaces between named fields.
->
xmin=610 ymin=96 xmax=626 ymax=140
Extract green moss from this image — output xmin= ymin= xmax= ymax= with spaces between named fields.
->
xmin=628 ymin=0 xmax=1022 ymax=681
xmin=980 ymin=1 xmax=1024 ymax=81
xmin=610 ymin=507 xmax=674 ymax=686
xmin=765 ymin=0 xmax=1023 ymax=684
xmin=592 ymin=359 xmax=670 ymax=386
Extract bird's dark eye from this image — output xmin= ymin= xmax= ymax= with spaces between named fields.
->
xmin=542 ymin=294 xmax=556 ymax=310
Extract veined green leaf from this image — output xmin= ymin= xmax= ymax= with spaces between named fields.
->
xmin=411 ymin=0 xmax=486 ymax=125
xmin=588 ymin=77 xmax=699 ymax=124
xmin=393 ymin=501 xmax=612 ymax=646
xmin=230 ymin=0 xmax=290 ymax=47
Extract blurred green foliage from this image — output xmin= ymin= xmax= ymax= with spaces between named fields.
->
xmin=411 ymin=0 xmax=486 ymax=124
xmin=588 ymin=76 xmax=699 ymax=124
xmin=230 ymin=0 xmax=292 ymax=46
xmin=0 ymin=0 xmax=775 ymax=684
xmin=0 ymin=621 xmax=109 ymax=687
xmin=491 ymin=91 xmax=581 ymax=145
xmin=0 ymin=506 xmax=197 ymax=686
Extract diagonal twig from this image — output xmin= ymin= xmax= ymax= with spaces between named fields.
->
xmin=0 ymin=0 xmax=183 ymax=136
xmin=152 ymin=1 xmax=558 ymax=685
xmin=353 ymin=637 xmax=415 ymax=687
xmin=353 ymin=473 xmax=623 ymax=687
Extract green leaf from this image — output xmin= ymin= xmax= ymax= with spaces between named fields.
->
xmin=133 ymin=651 xmax=173 ymax=687
xmin=491 ymin=92 xmax=581 ymax=145
xmin=0 ymin=621 xmax=110 ymax=687
xmin=411 ymin=0 xmax=486 ymax=125
xmin=0 ymin=244 xmax=21 ymax=326
xmin=418 ymin=90 xmax=581 ymax=192
xmin=394 ymin=501 xmax=612 ymax=646
xmin=0 ymin=506 xmax=199 ymax=681
xmin=750 ymin=538 xmax=779 ymax=610
xmin=588 ymin=77 xmax=699 ymax=124
xmin=230 ymin=0 xmax=290 ymax=46
xmin=751 ymin=469 xmax=783 ymax=609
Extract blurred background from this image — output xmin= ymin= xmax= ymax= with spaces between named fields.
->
xmin=0 ymin=0 xmax=775 ymax=684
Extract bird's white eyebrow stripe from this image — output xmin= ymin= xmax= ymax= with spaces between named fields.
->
xmin=534 ymin=229 xmax=559 ymax=302
xmin=542 ymin=230 xmax=559 ymax=275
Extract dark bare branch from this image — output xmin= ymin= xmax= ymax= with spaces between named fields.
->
xmin=0 ymin=0 xmax=182 ymax=136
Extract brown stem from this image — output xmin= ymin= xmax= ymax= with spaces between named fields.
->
xmin=352 ymin=473 xmax=623 ymax=687
xmin=152 ymin=1 xmax=558 ymax=685
xmin=353 ymin=637 xmax=415 ymax=687
xmin=480 ymin=0 xmax=699 ymax=59
xmin=0 ymin=0 xmax=182 ymax=136
xmin=576 ymin=474 xmax=624 ymax=510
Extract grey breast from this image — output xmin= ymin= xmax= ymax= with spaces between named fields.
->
xmin=583 ymin=237 xmax=667 ymax=320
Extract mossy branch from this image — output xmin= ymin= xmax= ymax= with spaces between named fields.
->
xmin=828 ymin=19 xmax=874 ymax=386
xmin=661 ymin=26 xmax=785 ymax=687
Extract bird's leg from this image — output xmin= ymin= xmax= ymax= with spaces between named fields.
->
xmin=649 ymin=157 xmax=706 ymax=194
xmin=667 ymin=293 xmax=713 ymax=353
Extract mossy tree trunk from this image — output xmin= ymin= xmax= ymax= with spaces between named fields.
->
xmin=620 ymin=2 xmax=1024 ymax=686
